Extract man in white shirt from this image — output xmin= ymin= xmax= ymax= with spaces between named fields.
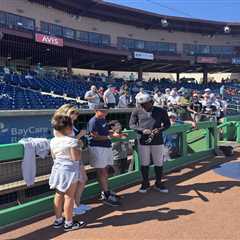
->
xmin=167 ymin=90 xmax=180 ymax=106
xmin=201 ymin=93 xmax=212 ymax=108
xmin=153 ymin=89 xmax=164 ymax=108
xmin=103 ymin=85 xmax=116 ymax=108
xmin=162 ymin=88 xmax=171 ymax=105
xmin=84 ymin=85 xmax=100 ymax=109
xmin=135 ymin=88 xmax=145 ymax=107
xmin=209 ymin=93 xmax=221 ymax=118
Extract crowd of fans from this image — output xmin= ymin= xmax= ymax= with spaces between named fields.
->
xmin=1 ymin=66 xmax=240 ymax=118
xmin=84 ymin=83 xmax=229 ymax=124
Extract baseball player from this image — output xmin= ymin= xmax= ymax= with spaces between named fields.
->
xmin=129 ymin=93 xmax=171 ymax=193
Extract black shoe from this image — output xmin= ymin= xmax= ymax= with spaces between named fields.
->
xmin=139 ymin=183 xmax=150 ymax=193
xmin=103 ymin=194 xmax=121 ymax=207
xmin=64 ymin=220 xmax=86 ymax=232
xmin=53 ymin=218 xmax=65 ymax=229
xmin=155 ymin=183 xmax=169 ymax=193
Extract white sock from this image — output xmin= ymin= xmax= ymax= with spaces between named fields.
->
xmin=55 ymin=217 xmax=63 ymax=223
xmin=65 ymin=220 xmax=73 ymax=226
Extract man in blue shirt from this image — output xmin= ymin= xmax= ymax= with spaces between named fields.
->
xmin=88 ymin=103 xmax=121 ymax=207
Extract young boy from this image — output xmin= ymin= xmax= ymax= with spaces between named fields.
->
xmin=108 ymin=120 xmax=129 ymax=175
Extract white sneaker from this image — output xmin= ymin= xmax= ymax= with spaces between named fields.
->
xmin=78 ymin=204 xmax=91 ymax=211
xmin=73 ymin=207 xmax=86 ymax=215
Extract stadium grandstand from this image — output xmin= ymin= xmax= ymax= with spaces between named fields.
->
xmin=0 ymin=0 xmax=240 ymax=239
xmin=0 ymin=0 xmax=240 ymax=110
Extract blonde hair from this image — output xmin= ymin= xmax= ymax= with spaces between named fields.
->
xmin=54 ymin=104 xmax=80 ymax=117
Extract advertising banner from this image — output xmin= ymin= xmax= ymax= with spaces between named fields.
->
xmin=0 ymin=115 xmax=52 ymax=144
xmin=196 ymin=56 xmax=218 ymax=64
xmin=35 ymin=33 xmax=64 ymax=47
xmin=134 ymin=51 xmax=154 ymax=60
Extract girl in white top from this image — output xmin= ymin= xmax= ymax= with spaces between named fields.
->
xmin=53 ymin=104 xmax=90 ymax=215
xmin=49 ymin=115 xmax=86 ymax=231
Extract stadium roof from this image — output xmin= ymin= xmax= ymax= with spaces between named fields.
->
xmin=29 ymin=0 xmax=240 ymax=34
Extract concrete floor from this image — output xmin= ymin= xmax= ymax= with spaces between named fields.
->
xmin=1 ymin=153 xmax=240 ymax=240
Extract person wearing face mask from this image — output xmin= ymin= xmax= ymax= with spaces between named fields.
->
xmin=129 ymin=93 xmax=171 ymax=193
xmin=84 ymin=85 xmax=100 ymax=110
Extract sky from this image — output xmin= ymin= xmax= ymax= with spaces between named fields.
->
xmin=105 ymin=0 xmax=240 ymax=22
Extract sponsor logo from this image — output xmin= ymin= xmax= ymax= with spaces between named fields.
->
xmin=0 ymin=122 xmax=8 ymax=133
xmin=11 ymin=127 xmax=50 ymax=136
xmin=35 ymin=33 xmax=64 ymax=47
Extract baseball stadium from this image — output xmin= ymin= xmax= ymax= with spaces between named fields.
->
xmin=0 ymin=0 xmax=240 ymax=239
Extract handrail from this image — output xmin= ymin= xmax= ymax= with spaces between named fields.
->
xmin=0 ymin=122 xmax=216 ymax=163
xmin=217 ymin=121 xmax=237 ymax=129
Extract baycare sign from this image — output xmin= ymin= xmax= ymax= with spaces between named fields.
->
xmin=35 ymin=33 xmax=64 ymax=47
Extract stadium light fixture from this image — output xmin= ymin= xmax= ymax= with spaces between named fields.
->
xmin=224 ymin=25 xmax=231 ymax=34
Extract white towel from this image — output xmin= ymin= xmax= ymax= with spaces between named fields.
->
xmin=19 ymin=138 xmax=50 ymax=186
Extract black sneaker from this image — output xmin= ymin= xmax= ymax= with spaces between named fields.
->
xmin=155 ymin=183 xmax=169 ymax=193
xmin=53 ymin=218 xmax=65 ymax=229
xmin=103 ymin=194 xmax=121 ymax=207
xmin=64 ymin=220 xmax=86 ymax=232
xmin=139 ymin=183 xmax=150 ymax=193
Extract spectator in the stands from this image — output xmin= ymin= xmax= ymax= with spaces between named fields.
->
xmin=204 ymin=88 xmax=211 ymax=96
xmin=220 ymin=85 xmax=225 ymax=99
xmin=119 ymin=83 xmax=129 ymax=95
xmin=167 ymin=89 xmax=180 ymax=106
xmin=162 ymin=88 xmax=171 ymax=104
xmin=216 ymin=95 xmax=228 ymax=118
xmin=200 ymin=93 xmax=212 ymax=108
xmin=177 ymin=88 xmax=189 ymax=106
xmin=84 ymin=85 xmax=100 ymax=109
xmin=209 ymin=93 xmax=221 ymax=118
xmin=103 ymin=85 xmax=116 ymax=108
xmin=132 ymin=85 xmax=139 ymax=94
xmin=129 ymin=73 xmax=135 ymax=81
xmin=153 ymin=89 xmax=164 ymax=108
xmin=187 ymin=93 xmax=203 ymax=122
xmin=135 ymin=87 xmax=145 ymax=100
xmin=3 ymin=66 xmax=10 ymax=74
xmin=118 ymin=91 xmax=129 ymax=108
xmin=135 ymin=87 xmax=145 ymax=107
xmin=98 ymin=87 xmax=104 ymax=103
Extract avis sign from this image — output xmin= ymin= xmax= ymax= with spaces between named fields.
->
xmin=35 ymin=33 xmax=64 ymax=47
